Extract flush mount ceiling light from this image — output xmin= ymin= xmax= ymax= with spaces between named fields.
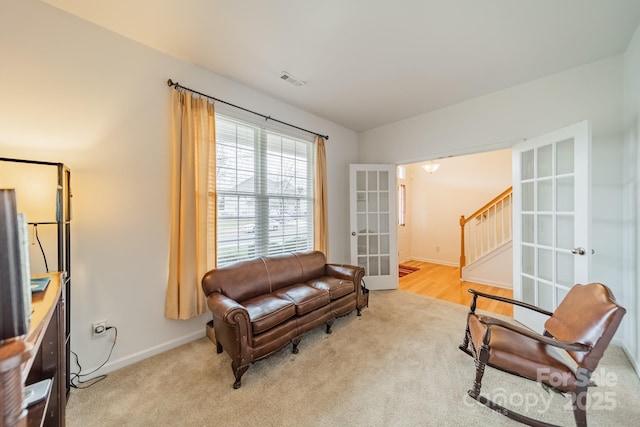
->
xmin=422 ymin=161 xmax=440 ymax=174
xmin=280 ymin=71 xmax=306 ymax=87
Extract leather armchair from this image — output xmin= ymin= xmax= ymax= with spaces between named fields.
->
xmin=459 ymin=283 xmax=626 ymax=426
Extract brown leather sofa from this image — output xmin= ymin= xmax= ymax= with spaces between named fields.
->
xmin=201 ymin=250 xmax=368 ymax=388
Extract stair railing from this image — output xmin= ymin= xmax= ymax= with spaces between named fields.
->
xmin=459 ymin=186 xmax=512 ymax=277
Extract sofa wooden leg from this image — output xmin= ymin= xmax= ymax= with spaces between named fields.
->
xmin=325 ymin=319 xmax=334 ymax=334
xmin=231 ymin=362 xmax=249 ymax=389
xmin=291 ymin=337 xmax=302 ymax=354
xmin=216 ymin=340 xmax=223 ymax=354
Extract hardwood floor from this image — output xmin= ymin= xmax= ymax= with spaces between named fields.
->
xmin=398 ymin=260 xmax=514 ymax=317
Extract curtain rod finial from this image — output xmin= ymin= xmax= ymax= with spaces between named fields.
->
xmin=167 ymin=79 xmax=176 ymax=87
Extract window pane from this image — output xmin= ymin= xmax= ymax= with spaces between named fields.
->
xmin=368 ymin=171 xmax=378 ymax=190
xmin=522 ymin=245 xmax=534 ymax=275
xmin=538 ymin=180 xmax=552 ymax=211
xmin=556 ymin=177 xmax=573 ymax=212
xmin=537 ymin=214 xmax=552 ymax=247
xmin=522 ymin=276 xmax=535 ymax=305
xmin=379 ymin=171 xmax=389 ymax=190
xmin=556 ymin=215 xmax=574 ymax=250
xmin=522 ymin=213 xmax=534 ymax=243
xmin=556 ymin=138 xmax=574 ymax=175
xmin=522 ymin=182 xmax=534 ymax=211
xmin=556 ymin=251 xmax=574 ymax=287
xmin=538 ymin=282 xmax=554 ymax=312
xmin=537 ymin=145 xmax=553 ymax=178
xmin=357 ymin=171 xmax=366 ymax=191
xmin=380 ymin=256 xmax=390 ymax=275
xmin=538 ymin=248 xmax=553 ymax=282
xmin=521 ymin=150 xmax=534 ymax=180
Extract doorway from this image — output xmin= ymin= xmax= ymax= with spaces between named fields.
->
xmin=396 ymin=149 xmax=513 ymax=315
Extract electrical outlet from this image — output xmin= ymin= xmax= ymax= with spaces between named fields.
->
xmin=92 ymin=320 xmax=107 ymax=339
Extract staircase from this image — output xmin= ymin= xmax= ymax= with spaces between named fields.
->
xmin=459 ymin=187 xmax=513 ymax=287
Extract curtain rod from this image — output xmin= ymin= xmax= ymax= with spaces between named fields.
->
xmin=167 ymin=79 xmax=329 ymax=140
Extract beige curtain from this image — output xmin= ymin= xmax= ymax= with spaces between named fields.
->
xmin=313 ymin=136 xmax=328 ymax=257
xmin=165 ymin=89 xmax=216 ymax=320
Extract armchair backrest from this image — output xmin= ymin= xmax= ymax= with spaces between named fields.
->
xmin=544 ymin=283 xmax=626 ymax=371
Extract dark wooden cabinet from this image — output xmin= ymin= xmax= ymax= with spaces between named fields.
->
xmin=1 ymin=273 xmax=66 ymax=427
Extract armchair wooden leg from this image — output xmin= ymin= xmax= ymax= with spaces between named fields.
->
xmin=470 ymin=358 xmax=486 ymax=398
xmin=467 ymin=345 xmax=563 ymax=427
xmin=469 ymin=343 xmax=489 ymax=398
xmin=470 ymin=392 xmax=562 ymax=427
xmin=458 ymin=325 xmax=473 ymax=356
xmin=571 ymin=386 xmax=588 ymax=427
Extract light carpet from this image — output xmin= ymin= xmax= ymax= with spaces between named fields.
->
xmin=67 ymin=290 xmax=640 ymax=426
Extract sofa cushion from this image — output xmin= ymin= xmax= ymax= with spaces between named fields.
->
xmin=274 ymin=284 xmax=331 ymax=315
xmin=307 ymin=276 xmax=354 ymax=300
xmin=242 ymin=295 xmax=296 ymax=334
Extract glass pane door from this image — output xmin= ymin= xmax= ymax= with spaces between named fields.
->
xmin=513 ymin=121 xmax=590 ymax=332
xmin=350 ymin=164 xmax=397 ymax=290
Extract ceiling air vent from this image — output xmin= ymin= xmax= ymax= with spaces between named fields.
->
xmin=280 ymin=71 xmax=306 ymax=87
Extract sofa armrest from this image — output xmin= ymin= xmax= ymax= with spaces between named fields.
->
xmin=326 ymin=263 xmax=368 ymax=313
xmin=207 ymin=292 xmax=251 ymax=326
xmin=326 ymin=263 xmax=364 ymax=282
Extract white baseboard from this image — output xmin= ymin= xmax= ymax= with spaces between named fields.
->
xmin=460 ymin=275 xmax=513 ymax=289
xmin=621 ymin=340 xmax=640 ymax=379
xmin=409 ymin=256 xmax=459 ymax=267
xmin=81 ymin=329 xmax=206 ymax=380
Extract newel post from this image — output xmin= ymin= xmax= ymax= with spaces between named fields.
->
xmin=459 ymin=215 xmax=466 ymax=278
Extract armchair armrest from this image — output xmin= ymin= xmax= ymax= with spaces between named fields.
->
xmin=467 ymin=288 xmax=553 ymax=317
xmin=477 ymin=315 xmax=591 ymax=352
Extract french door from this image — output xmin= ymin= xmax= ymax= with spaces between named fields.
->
xmin=349 ymin=164 xmax=398 ymax=290
xmin=512 ymin=121 xmax=591 ymax=332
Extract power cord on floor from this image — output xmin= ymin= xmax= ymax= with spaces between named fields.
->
xmin=70 ymin=326 xmax=118 ymax=389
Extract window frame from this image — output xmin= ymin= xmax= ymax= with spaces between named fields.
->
xmin=214 ymin=112 xmax=315 ymax=267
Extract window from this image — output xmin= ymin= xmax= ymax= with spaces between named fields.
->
xmin=215 ymin=113 xmax=315 ymax=266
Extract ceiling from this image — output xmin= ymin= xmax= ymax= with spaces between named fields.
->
xmin=41 ymin=0 xmax=640 ymax=132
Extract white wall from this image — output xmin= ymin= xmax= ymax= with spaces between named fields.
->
xmin=405 ymin=150 xmax=511 ymax=265
xmin=360 ymin=56 xmax=628 ymax=340
xmin=0 ymin=0 xmax=359 ymax=375
xmin=623 ymin=23 xmax=640 ymax=374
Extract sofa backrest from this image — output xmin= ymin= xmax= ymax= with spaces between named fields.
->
xmin=201 ymin=251 xmax=327 ymax=302
xmin=295 ymin=251 xmax=327 ymax=281
xmin=201 ymin=257 xmax=271 ymax=302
